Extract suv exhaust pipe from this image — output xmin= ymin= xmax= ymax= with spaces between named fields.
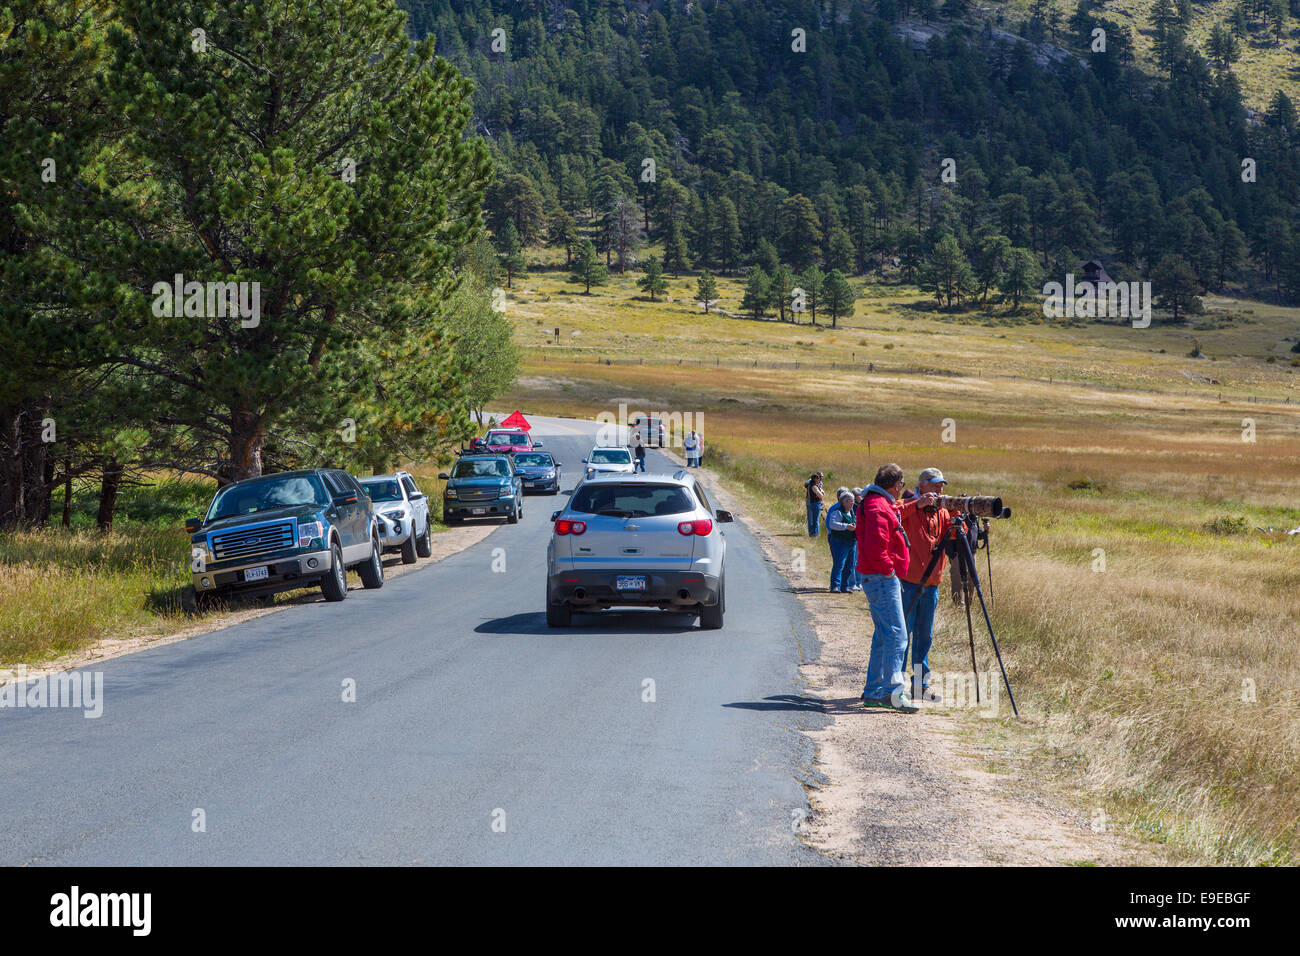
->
xmin=678 ymin=588 xmax=690 ymax=600
xmin=573 ymin=587 xmax=586 ymax=600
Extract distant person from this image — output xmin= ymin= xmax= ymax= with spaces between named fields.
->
xmin=683 ymin=429 xmax=702 ymax=467
xmin=634 ymin=438 xmax=647 ymax=472
xmin=857 ymin=463 xmax=936 ymax=713
xmin=900 ymin=468 xmax=951 ymax=703
xmin=826 ymin=489 xmax=858 ymax=592
xmin=804 ymin=472 xmax=825 ymax=536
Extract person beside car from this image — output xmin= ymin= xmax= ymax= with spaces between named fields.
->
xmin=634 ymin=438 xmax=647 ymax=472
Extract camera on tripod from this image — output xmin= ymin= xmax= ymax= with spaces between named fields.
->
xmin=935 ymin=494 xmax=1011 ymax=520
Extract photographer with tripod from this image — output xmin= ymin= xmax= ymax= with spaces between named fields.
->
xmin=900 ymin=468 xmax=952 ymax=703
xmin=856 ymin=464 xmax=938 ymax=713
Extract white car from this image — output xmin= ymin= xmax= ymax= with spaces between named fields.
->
xmin=359 ymin=471 xmax=433 ymax=564
xmin=545 ymin=470 xmax=732 ymax=628
xmin=581 ymin=445 xmax=635 ymax=478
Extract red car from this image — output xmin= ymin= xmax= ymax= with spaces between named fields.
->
xmin=482 ymin=429 xmax=540 ymax=455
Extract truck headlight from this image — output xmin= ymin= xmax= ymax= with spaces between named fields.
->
xmin=298 ymin=520 xmax=325 ymax=547
xmin=445 ymin=489 xmax=458 ymax=499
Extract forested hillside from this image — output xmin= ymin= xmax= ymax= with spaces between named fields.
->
xmin=400 ymin=0 xmax=1300 ymax=303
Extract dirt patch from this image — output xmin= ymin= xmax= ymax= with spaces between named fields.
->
xmin=1 ymin=521 xmax=497 ymax=687
xmin=658 ymin=446 xmax=1162 ymax=865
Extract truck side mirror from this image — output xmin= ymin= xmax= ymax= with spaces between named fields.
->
xmin=185 ymin=516 xmax=203 ymax=533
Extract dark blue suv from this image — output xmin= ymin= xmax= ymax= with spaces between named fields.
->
xmin=439 ymin=454 xmax=523 ymax=523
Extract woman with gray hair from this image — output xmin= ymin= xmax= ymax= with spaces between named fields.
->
xmin=825 ymin=488 xmax=858 ymax=592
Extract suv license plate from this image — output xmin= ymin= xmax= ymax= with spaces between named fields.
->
xmin=244 ymin=566 xmax=269 ymax=582
xmin=616 ymin=575 xmax=646 ymax=591
xmin=473 ymin=508 xmax=486 ymax=515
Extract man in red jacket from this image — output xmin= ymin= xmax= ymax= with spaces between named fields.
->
xmin=856 ymin=463 xmax=936 ymax=712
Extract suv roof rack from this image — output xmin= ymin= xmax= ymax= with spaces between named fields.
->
xmin=672 ymin=469 xmax=691 ymax=482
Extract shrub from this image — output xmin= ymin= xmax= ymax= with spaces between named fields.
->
xmin=1203 ymin=515 xmax=1249 ymax=535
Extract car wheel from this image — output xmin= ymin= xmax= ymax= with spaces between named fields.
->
xmin=321 ymin=541 xmax=347 ymax=602
xmin=699 ymin=576 xmax=725 ymax=629
xmin=546 ymin=599 xmax=571 ymax=628
xmin=400 ymin=531 xmax=417 ymax=565
xmin=415 ymin=521 xmax=432 ymax=558
xmin=507 ymin=503 xmax=519 ymax=524
xmin=359 ymin=533 xmax=385 ymax=589
xmin=443 ymin=512 xmax=460 ymax=525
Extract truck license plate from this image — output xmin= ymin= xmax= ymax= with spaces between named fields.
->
xmin=616 ymin=575 xmax=646 ymax=591
xmin=473 ymin=508 xmax=486 ymax=515
xmin=244 ymin=566 xmax=269 ymax=582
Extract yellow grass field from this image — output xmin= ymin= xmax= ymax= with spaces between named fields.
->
xmin=502 ymin=259 xmax=1300 ymax=864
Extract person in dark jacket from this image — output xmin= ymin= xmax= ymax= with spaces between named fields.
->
xmin=826 ymin=489 xmax=857 ymax=592
xmin=634 ymin=438 xmax=647 ymax=472
xmin=856 ymin=463 xmax=935 ymax=712
xmin=804 ymin=472 xmax=824 ymax=536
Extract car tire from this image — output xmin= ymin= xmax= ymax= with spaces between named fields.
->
xmin=699 ymin=576 xmax=725 ymax=629
xmin=547 ymin=600 xmax=571 ymax=628
xmin=359 ymin=533 xmax=385 ymax=589
xmin=321 ymin=541 xmax=347 ymax=602
xmin=415 ymin=521 xmax=432 ymax=558
xmin=443 ymin=513 xmax=460 ymax=525
xmin=400 ymin=532 xmax=417 ymax=564
xmin=507 ymin=504 xmax=519 ymax=524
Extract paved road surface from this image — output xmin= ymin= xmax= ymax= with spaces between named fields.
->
xmin=0 ymin=416 xmax=827 ymax=865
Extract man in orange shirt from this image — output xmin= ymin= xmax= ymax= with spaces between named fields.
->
xmin=900 ymin=467 xmax=951 ymax=702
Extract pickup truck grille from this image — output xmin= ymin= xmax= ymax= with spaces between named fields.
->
xmin=212 ymin=521 xmax=295 ymax=561
xmin=458 ymin=488 xmax=499 ymax=501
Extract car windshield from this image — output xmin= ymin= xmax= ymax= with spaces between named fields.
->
xmin=569 ymin=483 xmax=695 ymax=518
xmin=452 ymin=459 xmax=509 ymax=479
xmin=207 ymin=473 xmax=329 ymax=520
xmin=360 ymin=479 xmax=402 ymax=502
xmin=513 ymin=454 xmax=551 ymax=467
xmin=488 ymin=432 xmax=527 ymax=445
xmin=589 ymin=449 xmax=631 ymax=464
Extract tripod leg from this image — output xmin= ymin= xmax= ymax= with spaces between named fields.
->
xmin=964 ymin=575 xmax=979 ymax=704
xmin=956 ymin=529 xmax=1019 ymax=717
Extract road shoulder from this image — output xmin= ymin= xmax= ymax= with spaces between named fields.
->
xmin=659 ymin=447 xmax=1162 ymax=865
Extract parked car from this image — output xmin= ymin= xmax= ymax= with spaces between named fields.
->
xmin=512 ymin=451 xmax=563 ymax=495
xmin=439 ymin=454 xmax=523 ymax=524
xmin=482 ymin=429 xmax=540 ymax=456
xmin=545 ymin=470 xmax=733 ymax=628
xmin=581 ymin=445 xmax=635 ymax=478
xmin=359 ymin=470 xmax=433 ymax=564
xmin=186 ymin=469 xmax=384 ymax=607
xmin=628 ymin=416 xmax=666 ymax=448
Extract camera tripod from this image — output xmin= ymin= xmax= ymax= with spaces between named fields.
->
xmin=903 ymin=511 xmax=1018 ymax=715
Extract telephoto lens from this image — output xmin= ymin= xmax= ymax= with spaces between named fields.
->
xmin=936 ymin=495 xmax=1005 ymax=518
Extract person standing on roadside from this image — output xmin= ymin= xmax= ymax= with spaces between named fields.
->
xmin=857 ymin=463 xmax=936 ymax=713
xmin=683 ymin=429 xmax=701 ymax=467
xmin=634 ymin=438 xmax=647 ymax=472
xmin=804 ymin=472 xmax=825 ymax=536
xmin=850 ymin=488 xmax=865 ymax=591
xmin=900 ymin=468 xmax=951 ymax=703
xmin=826 ymin=489 xmax=858 ymax=592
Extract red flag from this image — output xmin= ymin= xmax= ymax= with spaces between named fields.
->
xmin=500 ymin=410 xmax=531 ymax=431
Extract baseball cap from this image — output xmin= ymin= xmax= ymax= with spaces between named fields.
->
xmin=918 ymin=468 xmax=947 ymax=485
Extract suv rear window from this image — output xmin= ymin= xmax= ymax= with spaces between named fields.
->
xmin=569 ymin=483 xmax=695 ymax=518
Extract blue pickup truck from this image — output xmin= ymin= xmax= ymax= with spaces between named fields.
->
xmin=186 ymin=468 xmax=385 ymax=607
xmin=438 ymin=454 xmax=523 ymax=524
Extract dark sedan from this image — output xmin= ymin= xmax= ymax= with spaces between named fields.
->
xmin=512 ymin=451 xmax=562 ymax=494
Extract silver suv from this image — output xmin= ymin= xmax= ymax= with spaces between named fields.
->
xmin=359 ymin=471 xmax=432 ymax=564
xmin=545 ymin=470 xmax=733 ymax=628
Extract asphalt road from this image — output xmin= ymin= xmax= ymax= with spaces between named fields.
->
xmin=0 ymin=416 xmax=827 ymax=865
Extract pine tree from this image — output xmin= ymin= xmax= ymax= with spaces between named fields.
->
xmin=638 ymin=256 xmax=669 ymax=301
xmin=918 ymin=234 xmax=976 ymax=308
xmin=824 ymin=271 xmax=857 ymax=328
xmin=999 ymin=248 xmax=1042 ymax=311
xmin=742 ymin=267 xmax=771 ymax=320
xmin=497 ymin=221 xmax=528 ymax=289
xmin=569 ymin=238 xmax=609 ymax=293
xmin=663 ymin=220 xmax=693 ymax=276
xmin=798 ymin=265 xmax=825 ymax=325
xmin=1153 ymin=255 xmax=1204 ymax=322
xmin=696 ymin=271 xmax=719 ymax=314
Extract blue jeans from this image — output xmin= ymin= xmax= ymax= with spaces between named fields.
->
xmin=861 ymin=573 xmax=909 ymax=701
xmin=829 ymin=537 xmax=855 ymax=591
xmin=806 ymin=501 xmax=822 ymax=536
xmin=900 ymin=579 xmax=940 ymax=691
xmin=635 ymin=457 xmax=646 ymax=472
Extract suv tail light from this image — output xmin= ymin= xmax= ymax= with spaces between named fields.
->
xmin=677 ymin=518 xmax=713 ymax=536
xmin=555 ymin=519 xmax=587 ymax=535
